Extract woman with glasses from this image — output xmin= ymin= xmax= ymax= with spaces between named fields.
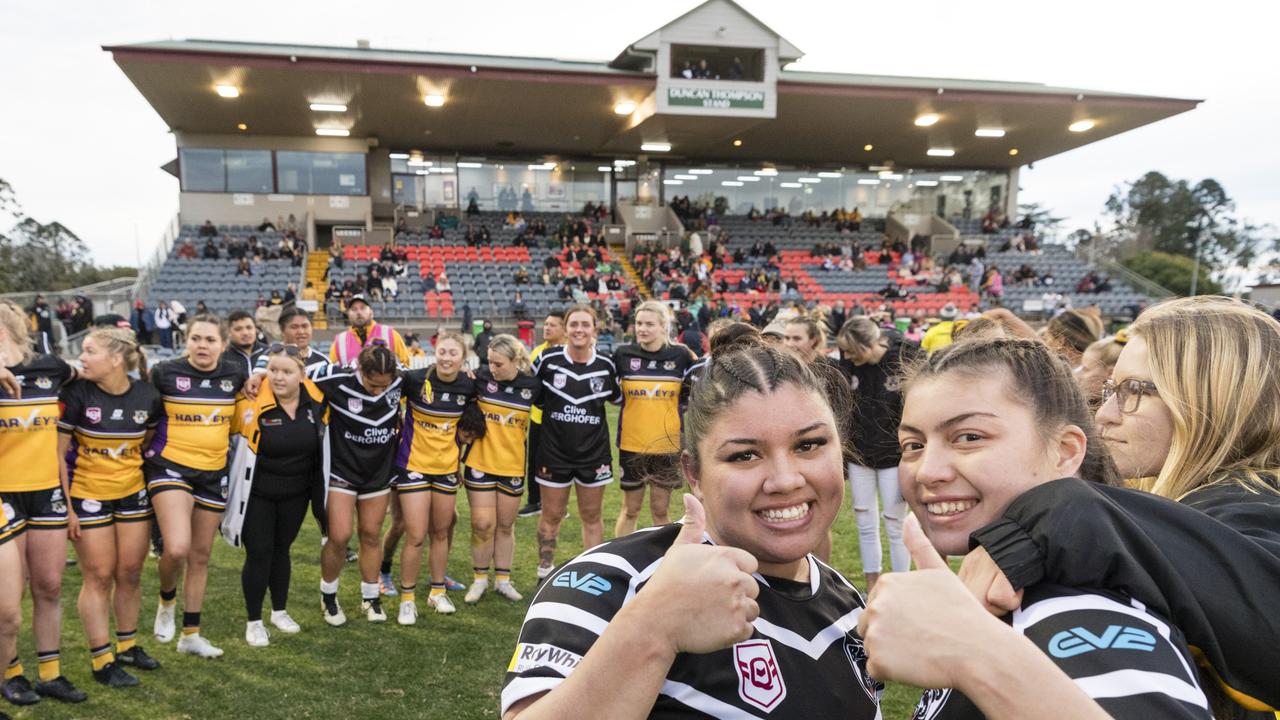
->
xmin=224 ymin=343 xmax=325 ymax=647
xmin=960 ymin=297 xmax=1280 ymax=715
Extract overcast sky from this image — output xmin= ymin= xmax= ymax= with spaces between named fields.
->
xmin=2 ymin=0 xmax=1276 ymax=269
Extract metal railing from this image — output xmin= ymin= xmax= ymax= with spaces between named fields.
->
xmin=1074 ymin=246 xmax=1176 ymax=300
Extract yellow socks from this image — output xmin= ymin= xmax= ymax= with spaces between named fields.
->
xmin=495 ymin=569 xmax=511 ymax=585
xmin=36 ymin=650 xmax=60 ymax=682
xmin=116 ymin=630 xmax=137 ymax=654
xmin=429 ymin=584 xmax=447 ymax=598
xmin=90 ymin=644 xmax=114 ymax=672
xmin=4 ymin=658 xmax=22 ymax=680
xmin=401 ymin=586 xmax=416 ymax=605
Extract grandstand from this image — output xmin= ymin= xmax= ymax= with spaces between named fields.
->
xmin=109 ymin=0 xmax=1197 ymax=335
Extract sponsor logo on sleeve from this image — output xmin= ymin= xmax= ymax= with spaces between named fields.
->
xmin=1047 ymin=625 xmax=1157 ymax=658
xmin=734 ymin=639 xmax=786 ymax=712
xmin=85 ymin=407 xmax=102 ymax=424
xmin=507 ymin=643 xmax=584 ymax=676
xmin=552 ymin=571 xmax=612 ymax=596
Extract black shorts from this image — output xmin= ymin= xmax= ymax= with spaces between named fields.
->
xmin=395 ymin=469 xmax=459 ymax=495
xmin=1 ymin=487 xmax=70 ymax=535
xmin=328 ymin=471 xmax=393 ymax=500
xmin=618 ymin=450 xmax=684 ymax=491
xmin=464 ymin=467 xmax=525 ymax=496
xmin=146 ymin=464 xmax=229 ymax=513
xmin=535 ymin=463 xmax=613 ymax=489
xmin=72 ymin=490 xmax=154 ymax=529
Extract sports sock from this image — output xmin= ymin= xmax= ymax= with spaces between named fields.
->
xmin=90 ymin=644 xmax=114 ymax=672
xmin=36 ymin=650 xmax=59 ymax=681
xmin=360 ymin=581 xmax=379 ymax=601
xmin=380 ymin=559 xmax=393 ymax=575
xmin=4 ymin=657 xmax=22 ymax=680
xmin=181 ymin=612 xmax=200 ymax=636
xmin=430 ymin=583 xmax=446 ymax=598
xmin=159 ymin=588 xmax=177 ymax=606
xmin=320 ymin=577 xmax=339 ymax=595
xmin=400 ymin=585 xmax=416 ymax=605
xmin=495 ymin=568 xmax=511 ymax=585
xmin=473 ymin=567 xmax=489 ymax=583
xmin=116 ymin=629 xmax=137 ymax=654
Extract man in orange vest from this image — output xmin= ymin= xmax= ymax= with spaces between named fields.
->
xmin=329 ymin=294 xmax=410 ymax=367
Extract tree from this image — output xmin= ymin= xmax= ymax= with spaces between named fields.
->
xmin=1104 ymin=171 xmax=1262 ymax=273
xmin=0 ymin=176 xmax=135 ymax=294
xmin=1120 ymin=251 xmax=1221 ymax=296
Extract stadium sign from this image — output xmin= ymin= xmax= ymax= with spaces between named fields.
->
xmin=667 ymin=86 xmax=766 ymax=109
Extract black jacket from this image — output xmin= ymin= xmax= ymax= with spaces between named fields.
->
xmin=972 ymin=477 xmax=1280 ymax=714
xmin=841 ymin=331 xmax=921 ymax=468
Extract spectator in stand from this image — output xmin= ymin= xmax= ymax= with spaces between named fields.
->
xmin=269 ymin=290 xmax=284 ymax=307
xmin=199 ymin=219 xmax=217 ymax=238
xmin=981 ymin=209 xmax=999 ymax=233
xmin=382 ymin=274 xmax=398 ymax=301
xmin=982 ymin=265 xmax=1004 ymax=303
xmin=154 ymin=301 xmax=174 ymax=349
xmin=195 ymin=301 xmax=209 ymax=315
xmin=130 ymin=300 xmax=152 ymax=345
xmin=511 ymin=291 xmax=528 ymax=318
xmin=283 ymin=283 xmax=298 ymax=305
xmin=422 ymin=273 xmax=436 ymax=293
xmin=828 ymin=300 xmax=847 ymax=338
xmin=177 ymin=240 xmax=197 ymax=260
xmin=474 ymin=320 xmax=495 ymax=367
xmin=236 ymin=258 xmax=252 ymax=277
xmin=367 ymin=267 xmax=385 ymax=303
xmin=728 ymin=56 xmax=744 ymax=79
xmin=513 ymin=267 xmax=530 ymax=285
xmin=202 ymin=239 xmax=220 ymax=260
xmin=436 ymin=271 xmax=451 ymax=294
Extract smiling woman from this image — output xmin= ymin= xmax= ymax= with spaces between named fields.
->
xmin=500 ymin=334 xmax=881 ymax=720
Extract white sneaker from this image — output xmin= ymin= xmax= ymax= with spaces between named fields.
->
xmin=176 ymin=632 xmax=225 ymax=658
xmin=245 ymin=621 xmax=270 ymax=648
xmin=495 ymin=581 xmax=524 ymax=602
xmin=154 ymin=603 xmax=176 ymax=643
xmin=397 ymin=600 xmax=418 ymax=626
xmin=428 ymin=593 xmax=456 ymax=615
xmin=363 ymin=598 xmax=387 ymax=623
xmin=270 ymin=610 xmax=301 ymax=634
xmin=322 ymin=598 xmax=347 ymax=627
xmin=536 ymin=564 xmax=554 ymax=581
xmin=464 ymin=579 xmax=489 ymax=604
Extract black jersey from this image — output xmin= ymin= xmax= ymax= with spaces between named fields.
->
xmin=397 ymin=368 xmax=476 ymax=476
xmin=681 ymin=355 xmax=710 ymax=412
xmin=59 ymin=379 xmax=163 ymax=500
xmin=0 ymin=353 xmax=74 ymax=492
xmin=147 ymin=358 xmax=247 ymax=473
xmin=842 ymin=332 xmax=922 ymax=469
xmin=312 ymin=366 xmax=403 ymax=485
xmin=914 ymin=584 xmax=1210 ymax=719
xmin=612 ymin=343 xmax=697 ymax=455
xmin=502 ymin=523 xmax=882 ymax=718
xmin=533 ymin=347 xmax=620 ymax=471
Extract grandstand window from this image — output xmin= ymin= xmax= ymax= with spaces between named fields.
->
xmin=670 ymin=46 xmax=764 ymax=82
xmin=178 ymin=148 xmax=275 ymax=193
xmin=225 ymin=150 xmax=274 ymax=193
xmin=276 ymin=151 xmax=367 ymax=195
xmin=178 ymin=148 xmax=228 ymax=192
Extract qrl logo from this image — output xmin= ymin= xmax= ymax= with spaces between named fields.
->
xmin=734 ymin=639 xmax=786 ymax=712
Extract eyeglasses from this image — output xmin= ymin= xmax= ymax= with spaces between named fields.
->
xmin=1101 ymin=377 xmax=1159 ymax=415
xmin=267 ymin=343 xmax=303 ymax=357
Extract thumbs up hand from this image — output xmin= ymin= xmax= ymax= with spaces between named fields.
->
xmin=857 ymin=514 xmax=1011 ymax=689
xmin=630 ymin=494 xmax=761 ymax=655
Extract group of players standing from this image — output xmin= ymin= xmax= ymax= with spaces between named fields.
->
xmin=0 ymin=292 xmax=704 ymax=709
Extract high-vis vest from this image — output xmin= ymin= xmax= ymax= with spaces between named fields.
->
xmin=330 ymin=323 xmax=397 ymax=367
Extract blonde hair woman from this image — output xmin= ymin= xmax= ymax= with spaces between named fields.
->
xmin=962 ymin=297 xmax=1280 ymax=715
xmin=611 ymin=301 xmax=697 ymax=537
xmin=60 ymin=328 xmax=163 ymax=686
xmin=0 ymin=300 xmax=86 ymax=704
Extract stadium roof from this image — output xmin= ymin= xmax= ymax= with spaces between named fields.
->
xmin=105 ymin=33 xmax=1200 ymax=170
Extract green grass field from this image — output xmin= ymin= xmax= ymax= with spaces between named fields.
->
xmin=10 ymin=407 xmax=925 ymax=719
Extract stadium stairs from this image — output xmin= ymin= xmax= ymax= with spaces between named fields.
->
xmin=613 ymin=247 xmax=652 ymax=301
xmin=305 ymin=252 xmax=330 ymax=330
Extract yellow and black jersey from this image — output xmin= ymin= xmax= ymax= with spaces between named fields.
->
xmin=612 ymin=343 xmax=697 ymax=455
xmin=465 ymin=367 xmax=541 ymax=478
xmin=147 ymin=358 xmax=246 ymax=473
xmin=397 ymin=368 xmax=476 ymax=476
xmin=0 ymin=353 xmax=74 ymax=492
xmin=59 ymin=379 xmax=163 ymax=500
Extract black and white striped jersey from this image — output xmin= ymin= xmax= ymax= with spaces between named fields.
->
xmin=913 ymin=584 xmax=1211 ymax=720
xmin=532 ymin=347 xmax=621 ymax=471
xmin=311 ymin=366 xmax=403 ymax=486
xmin=502 ymin=523 xmax=882 ymax=719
